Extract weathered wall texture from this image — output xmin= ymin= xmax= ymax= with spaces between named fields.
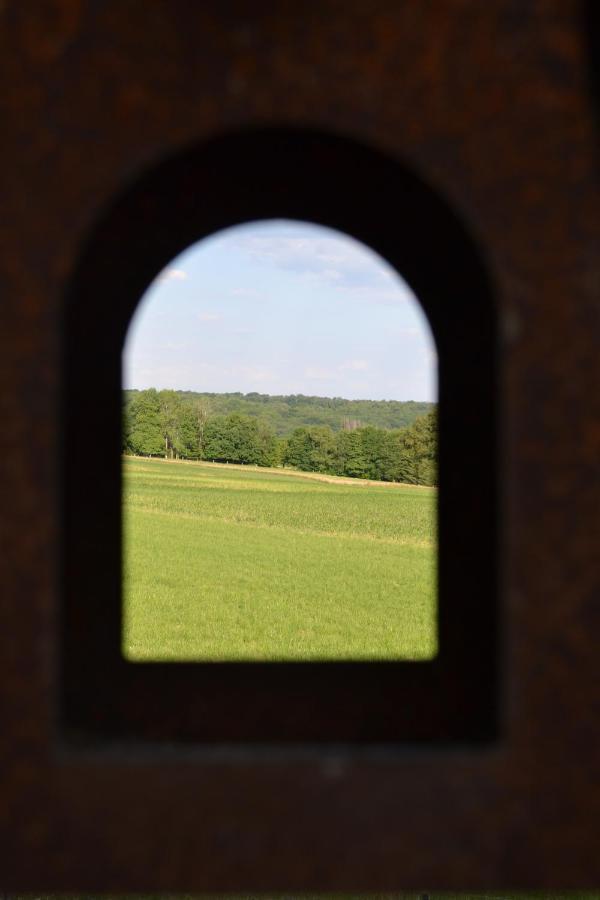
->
xmin=0 ymin=0 xmax=598 ymax=890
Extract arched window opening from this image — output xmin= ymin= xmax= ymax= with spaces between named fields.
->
xmin=63 ymin=128 xmax=497 ymax=743
xmin=121 ymin=220 xmax=438 ymax=662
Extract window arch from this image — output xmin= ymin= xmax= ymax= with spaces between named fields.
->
xmin=63 ymin=128 xmax=498 ymax=743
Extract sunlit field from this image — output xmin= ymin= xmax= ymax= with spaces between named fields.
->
xmin=122 ymin=457 xmax=437 ymax=661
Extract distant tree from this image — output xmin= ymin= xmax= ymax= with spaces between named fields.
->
xmin=400 ymin=410 xmax=438 ymax=485
xmin=122 ymin=398 xmax=133 ymax=452
xmin=126 ymin=388 xmax=164 ymax=456
xmin=190 ymin=397 xmax=211 ymax=446
xmin=284 ymin=428 xmax=312 ymax=470
xmin=285 ymin=426 xmax=336 ymax=472
xmin=418 ymin=409 xmax=438 ymax=485
xmin=271 ymin=437 xmax=288 ymax=468
xmin=230 ymin=414 xmax=264 ymax=464
xmin=202 ymin=413 xmax=276 ymax=465
xmin=255 ymin=419 xmax=278 ymax=466
xmin=202 ymin=415 xmax=236 ymax=462
xmin=334 ymin=429 xmax=369 ymax=478
xmin=177 ymin=406 xmax=201 ymax=458
xmin=381 ymin=430 xmax=418 ymax=484
xmin=158 ymin=390 xmax=184 ymax=458
xmin=357 ymin=426 xmax=388 ymax=480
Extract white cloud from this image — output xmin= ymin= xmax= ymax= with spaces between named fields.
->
xmin=235 ymin=233 xmax=391 ymax=286
xmin=336 ymin=283 xmax=411 ymax=307
xmin=157 ymin=267 xmax=187 ymax=282
xmin=198 ymin=312 xmax=220 ymax=322
xmin=226 ymin=224 xmax=419 ymax=307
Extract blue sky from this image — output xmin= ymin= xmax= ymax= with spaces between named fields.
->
xmin=123 ymin=220 xmax=437 ymax=401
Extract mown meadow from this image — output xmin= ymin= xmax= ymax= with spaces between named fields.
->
xmin=122 ymin=457 xmax=437 ymax=661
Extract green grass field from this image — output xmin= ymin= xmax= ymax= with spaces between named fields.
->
xmin=122 ymin=457 xmax=437 ymax=661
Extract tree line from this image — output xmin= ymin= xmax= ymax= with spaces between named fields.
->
xmin=123 ymin=388 xmax=437 ymax=486
xmin=124 ymin=388 xmax=433 ymax=435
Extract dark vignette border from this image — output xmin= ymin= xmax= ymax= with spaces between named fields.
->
xmin=61 ymin=127 xmax=499 ymax=745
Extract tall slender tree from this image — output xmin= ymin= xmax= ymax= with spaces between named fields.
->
xmin=158 ymin=390 xmax=183 ymax=458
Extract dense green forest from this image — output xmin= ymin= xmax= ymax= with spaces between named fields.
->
xmin=123 ymin=389 xmax=437 ymax=485
xmin=124 ymin=389 xmax=432 ymax=435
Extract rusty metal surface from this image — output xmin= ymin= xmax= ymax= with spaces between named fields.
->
xmin=0 ymin=0 xmax=599 ymax=890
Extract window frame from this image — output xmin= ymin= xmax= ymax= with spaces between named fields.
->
xmin=62 ymin=128 xmax=499 ymax=745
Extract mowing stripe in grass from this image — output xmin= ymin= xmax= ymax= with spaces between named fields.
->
xmin=123 ymin=457 xmax=437 ymax=661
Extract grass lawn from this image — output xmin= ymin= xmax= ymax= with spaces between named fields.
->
xmin=122 ymin=457 xmax=437 ymax=661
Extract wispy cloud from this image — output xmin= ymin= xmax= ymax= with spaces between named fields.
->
xmin=221 ymin=222 xmax=418 ymax=309
xmin=234 ymin=233 xmax=398 ymax=292
xmin=198 ymin=312 xmax=220 ymax=322
xmin=157 ymin=267 xmax=188 ymax=282
xmin=336 ymin=283 xmax=411 ymax=307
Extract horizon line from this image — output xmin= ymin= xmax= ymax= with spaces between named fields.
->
xmin=123 ymin=386 xmax=437 ymax=405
